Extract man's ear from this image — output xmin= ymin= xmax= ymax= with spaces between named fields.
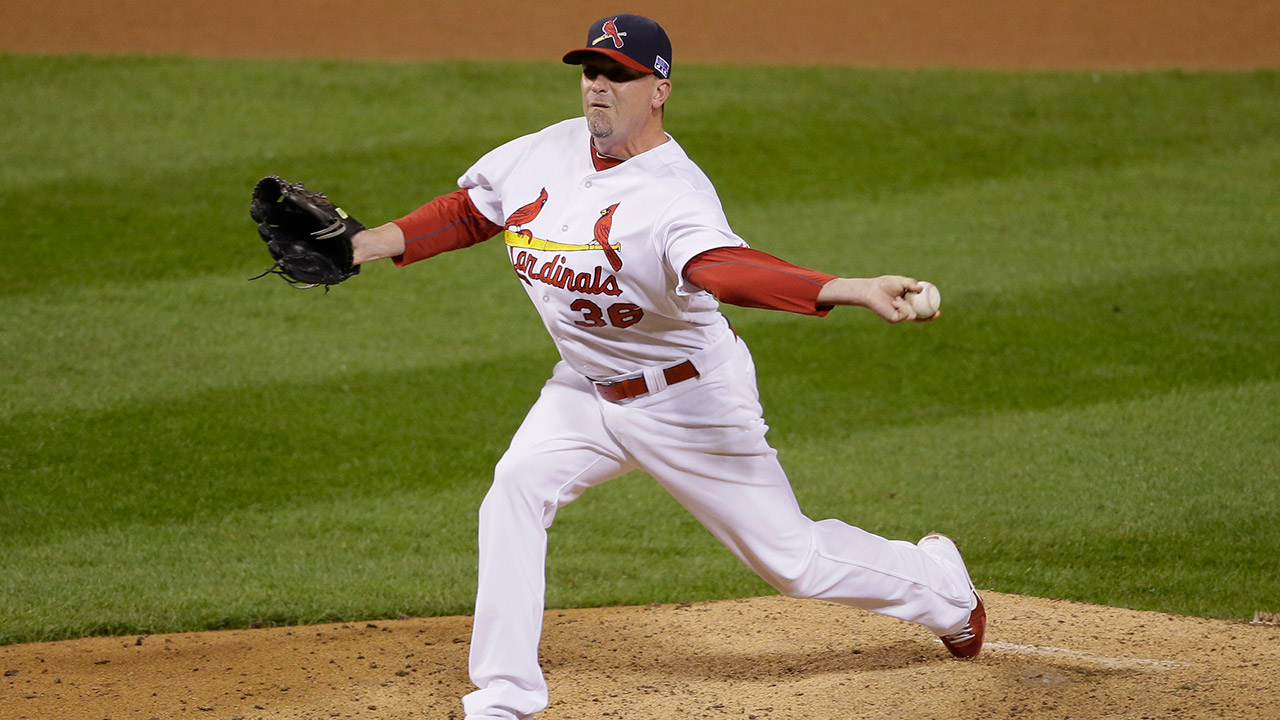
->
xmin=653 ymin=79 xmax=672 ymax=109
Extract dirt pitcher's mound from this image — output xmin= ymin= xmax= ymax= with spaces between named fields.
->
xmin=3 ymin=593 xmax=1277 ymax=720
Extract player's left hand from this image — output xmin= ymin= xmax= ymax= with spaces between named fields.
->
xmin=249 ymin=175 xmax=365 ymax=290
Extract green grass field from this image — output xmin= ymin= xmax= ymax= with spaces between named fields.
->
xmin=1 ymin=54 xmax=1277 ymax=644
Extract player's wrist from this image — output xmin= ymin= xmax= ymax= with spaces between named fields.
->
xmin=352 ymin=223 xmax=406 ymax=265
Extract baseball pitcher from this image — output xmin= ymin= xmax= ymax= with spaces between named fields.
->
xmin=259 ymin=14 xmax=985 ymax=720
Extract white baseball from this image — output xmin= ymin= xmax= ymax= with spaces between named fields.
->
xmin=905 ymin=281 xmax=941 ymax=318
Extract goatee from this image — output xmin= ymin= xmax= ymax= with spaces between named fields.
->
xmin=587 ymin=111 xmax=613 ymax=139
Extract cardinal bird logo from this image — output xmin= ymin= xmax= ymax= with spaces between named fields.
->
xmin=502 ymin=196 xmax=623 ymax=273
xmin=592 ymin=18 xmax=628 ymax=48
xmin=505 ymin=188 xmax=549 ymax=232
xmin=593 ymin=203 xmax=623 ymax=271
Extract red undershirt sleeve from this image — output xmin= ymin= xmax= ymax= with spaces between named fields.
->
xmin=683 ymin=247 xmax=837 ymax=316
xmin=390 ymin=189 xmax=504 ymax=267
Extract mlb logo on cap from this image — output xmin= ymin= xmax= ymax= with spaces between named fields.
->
xmin=563 ymin=14 xmax=674 ymax=79
xmin=653 ymin=54 xmax=670 ymax=77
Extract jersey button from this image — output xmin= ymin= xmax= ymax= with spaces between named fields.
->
xmin=561 ymin=225 xmax=569 ymax=232
xmin=584 ymin=181 xmax=593 ymax=188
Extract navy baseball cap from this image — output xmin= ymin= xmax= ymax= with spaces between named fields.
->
xmin=562 ymin=14 xmax=672 ymax=79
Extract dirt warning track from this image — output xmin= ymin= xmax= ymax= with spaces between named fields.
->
xmin=1 ymin=0 xmax=1277 ymax=70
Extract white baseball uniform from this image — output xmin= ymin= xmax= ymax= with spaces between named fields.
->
xmin=394 ymin=117 xmax=978 ymax=720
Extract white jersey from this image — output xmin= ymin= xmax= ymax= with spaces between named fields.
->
xmin=460 ymin=118 xmax=745 ymax=380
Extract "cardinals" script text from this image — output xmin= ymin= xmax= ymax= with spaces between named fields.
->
xmin=511 ymin=250 xmax=623 ymax=296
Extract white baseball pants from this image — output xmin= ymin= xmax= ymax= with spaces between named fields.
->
xmin=463 ymin=335 xmax=976 ymax=720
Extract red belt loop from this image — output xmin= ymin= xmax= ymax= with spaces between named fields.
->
xmin=594 ymin=360 xmax=699 ymax=403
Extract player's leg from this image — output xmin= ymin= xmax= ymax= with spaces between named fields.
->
xmin=607 ymin=340 xmax=975 ymax=637
xmin=465 ymin=362 xmax=636 ymax=720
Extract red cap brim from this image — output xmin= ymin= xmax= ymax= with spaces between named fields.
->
xmin=561 ymin=48 xmax=654 ymax=75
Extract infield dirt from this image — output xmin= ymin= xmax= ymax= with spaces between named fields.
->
xmin=2 ymin=2 xmax=1278 ymax=719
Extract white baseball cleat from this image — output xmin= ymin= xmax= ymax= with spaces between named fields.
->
xmin=918 ymin=532 xmax=986 ymax=659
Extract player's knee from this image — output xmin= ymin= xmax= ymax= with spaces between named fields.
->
xmin=771 ymin=570 xmax=821 ymax=599
xmin=483 ymin=458 xmax=557 ymax=525
xmin=753 ymin=550 xmax=822 ymax=599
xmin=485 ymin=467 xmax=534 ymax=509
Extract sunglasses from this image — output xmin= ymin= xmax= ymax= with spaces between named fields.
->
xmin=582 ymin=63 xmax=648 ymax=84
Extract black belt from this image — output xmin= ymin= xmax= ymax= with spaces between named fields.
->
xmin=593 ymin=360 xmax=699 ymax=402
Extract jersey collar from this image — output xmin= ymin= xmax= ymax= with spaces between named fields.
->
xmin=590 ymin=142 xmax=626 ymax=172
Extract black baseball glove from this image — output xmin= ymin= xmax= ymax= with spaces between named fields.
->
xmin=249 ymin=175 xmax=365 ymax=289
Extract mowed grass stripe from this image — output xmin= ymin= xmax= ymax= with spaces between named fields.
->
xmin=0 ymin=251 xmax=546 ymax=419
xmin=5 ymin=256 xmax=1275 ymax=422
xmin=782 ymin=379 xmax=1280 ymax=620
xmin=4 ymin=136 xmax=1276 ymax=417
xmin=5 ymin=256 xmax=1276 ymax=536
xmin=6 ymin=57 xmax=1276 ymax=193
xmin=731 ymin=135 xmax=1280 ymax=285
xmin=2 ymin=57 xmax=1277 ymax=291
xmin=2 ymin=379 xmax=1275 ymax=643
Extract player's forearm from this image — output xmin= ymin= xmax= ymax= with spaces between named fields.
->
xmin=815 ymin=277 xmax=876 ymax=307
xmin=351 ymin=223 xmax=407 ymax=265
